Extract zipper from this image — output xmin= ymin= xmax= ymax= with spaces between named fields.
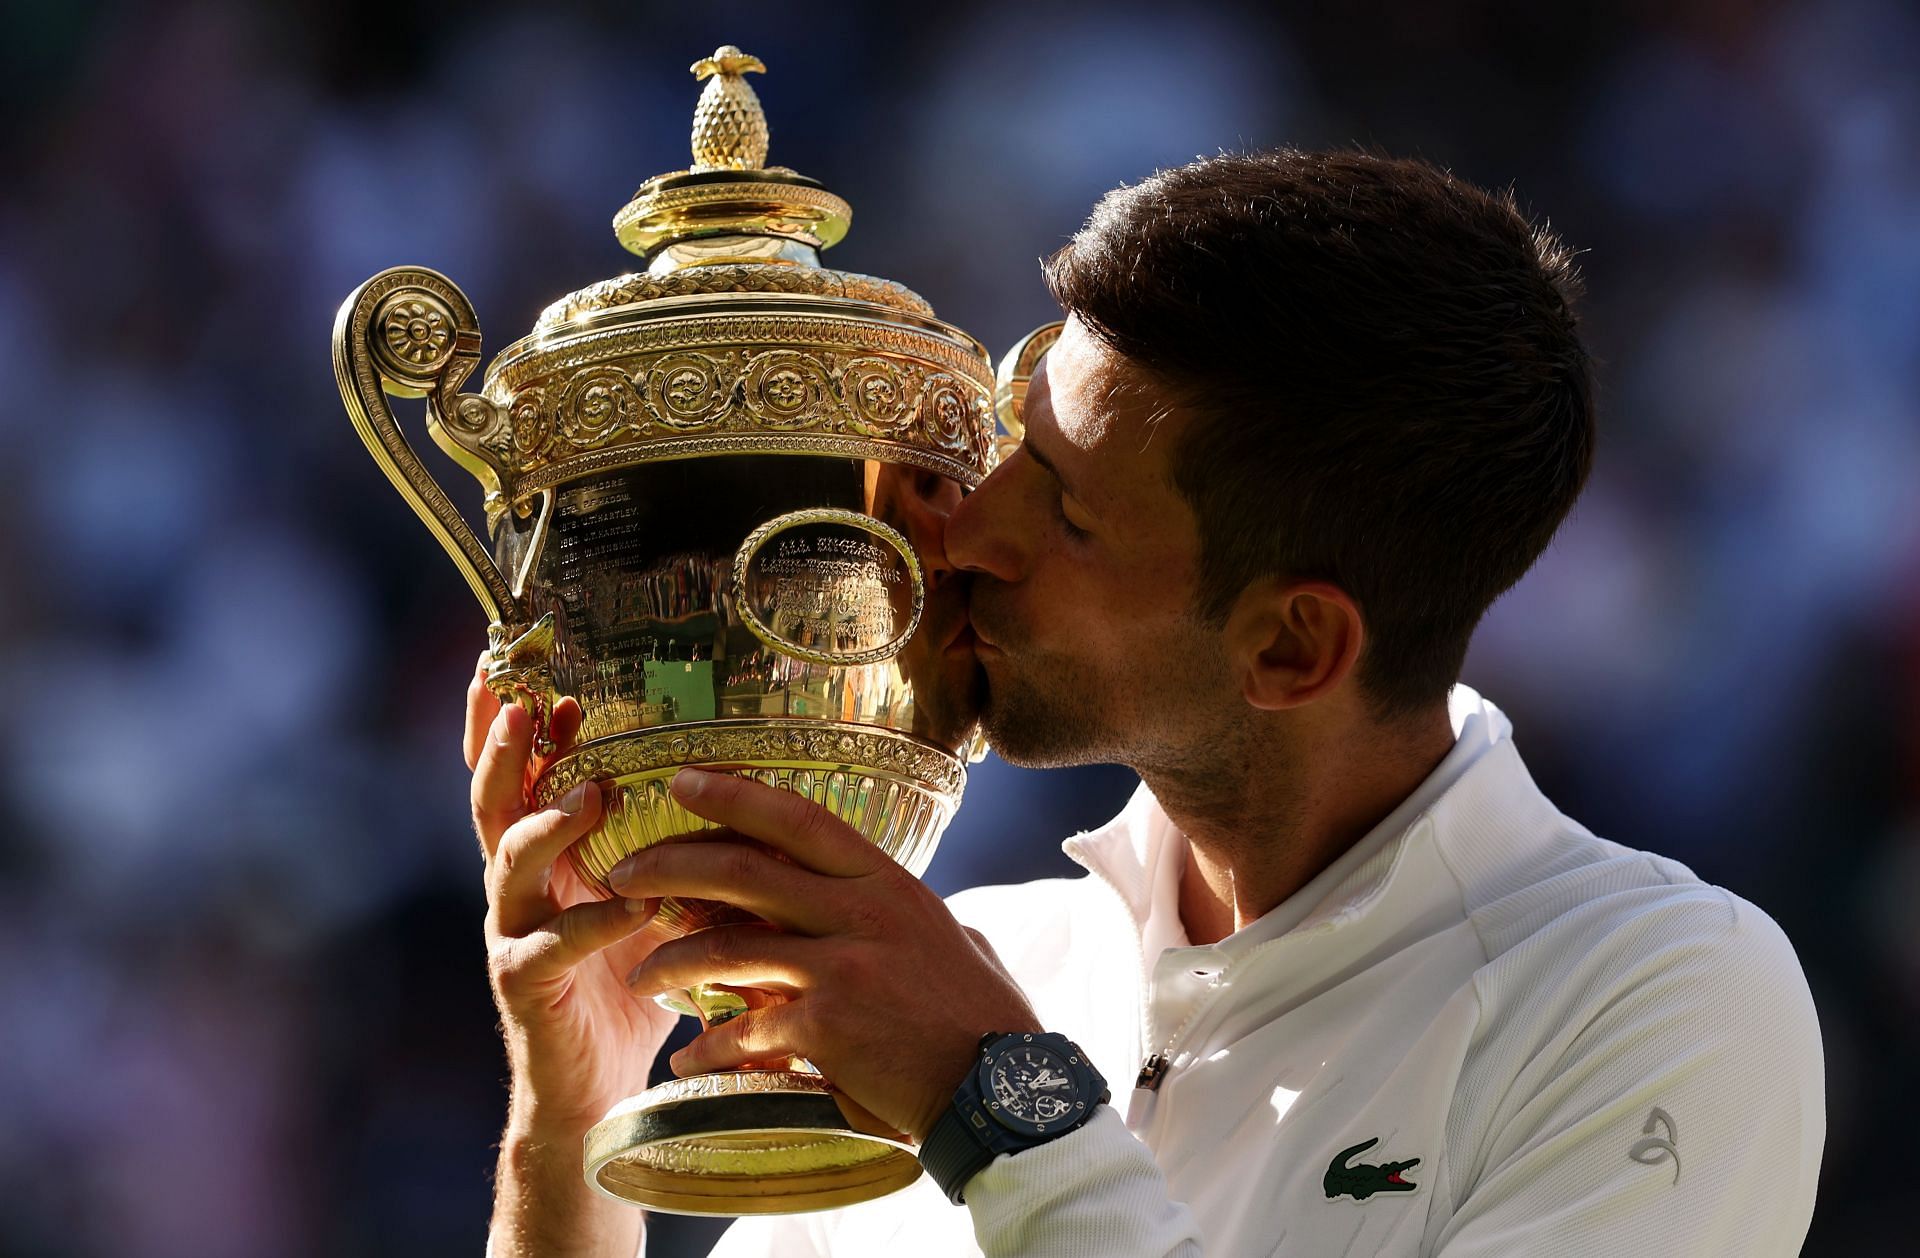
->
xmin=1073 ymin=842 xmax=1231 ymax=1101
xmin=1131 ymin=918 xmax=1345 ymax=1096
xmin=1089 ymin=815 xmax=1412 ymax=1106
xmin=1130 ymin=963 xmax=1218 ymax=1096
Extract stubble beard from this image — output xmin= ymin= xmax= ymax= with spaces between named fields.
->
xmin=974 ymin=601 xmax=1241 ymax=780
xmin=977 ymin=645 xmax=1122 ymax=769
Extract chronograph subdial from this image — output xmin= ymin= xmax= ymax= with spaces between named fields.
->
xmin=984 ymin=1039 xmax=1091 ymax=1132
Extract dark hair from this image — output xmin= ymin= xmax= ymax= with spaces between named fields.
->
xmin=1044 ymin=149 xmax=1595 ymax=718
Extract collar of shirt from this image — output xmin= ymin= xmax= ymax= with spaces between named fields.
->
xmin=1062 ymin=683 xmax=1513 ymax=976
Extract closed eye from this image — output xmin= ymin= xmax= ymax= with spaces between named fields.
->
xmin=1057 ymin=494 xmax=1092 ymax=540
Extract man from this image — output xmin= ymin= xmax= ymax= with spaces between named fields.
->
xmin=467 ymin=150 xmax=1824 ymax=1256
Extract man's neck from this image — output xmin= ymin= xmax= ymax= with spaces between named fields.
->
xmin=1148 ymin=709 xmax=1455 ymax=946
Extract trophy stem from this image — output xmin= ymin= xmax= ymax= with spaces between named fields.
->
xmin=661 ymin=984 xmax=810 ymax=1074
xmin=538 ymin=727 xmax=962 ymax=1214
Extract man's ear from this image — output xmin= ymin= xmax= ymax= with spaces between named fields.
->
xmin=1223 ymin=579 xmax=1366 ymax=711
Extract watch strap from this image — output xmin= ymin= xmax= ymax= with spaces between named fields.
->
xmin=920 ymin=1099 xmax=997 ymax=1204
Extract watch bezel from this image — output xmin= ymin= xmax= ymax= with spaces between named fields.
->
xmin=975 ymin=1032 xmax=1095 ymax=1138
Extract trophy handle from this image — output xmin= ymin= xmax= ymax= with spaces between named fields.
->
xmin=332 ymin=266 xmax=521 ymax=626
xmin=992 ymin=319 xmax=1064 ymax=454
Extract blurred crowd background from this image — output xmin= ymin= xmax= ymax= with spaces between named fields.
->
xmin=2 ymin=0 xmax=1916 ymax=1254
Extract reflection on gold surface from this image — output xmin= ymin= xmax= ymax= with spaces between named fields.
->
xmin=517 ymin=454 xmax=979 ymax=756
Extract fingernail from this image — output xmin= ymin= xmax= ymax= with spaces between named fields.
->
xmin=625 ymin=896 xmax=654 ymax=919
xmin=625 ymin=961 xmax=648 ymax=987
xmin=558 ymin=782 xmax=591 ymax=814
xmin=608 ymin=855 xmax=637 ymax=893
xmin=491 ymin=707 xmax=515 ymax=747
xmin=672 ymin=767 xmax=709 ymax=798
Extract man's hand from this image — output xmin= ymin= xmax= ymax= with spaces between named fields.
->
xmin=612 ymin=768 xmax=1042 ymax=1143
xmin=465 ymin=658 xmax=675 ymax=1258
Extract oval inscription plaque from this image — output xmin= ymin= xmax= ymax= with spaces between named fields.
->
xmin=732 ymin=508 xmax=925 ymax=667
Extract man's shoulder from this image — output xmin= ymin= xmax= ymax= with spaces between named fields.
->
xmin=1423 ymin=743 xmax=1790 ymax=980
xmin=1419 ymin=738 xmax=1817 ymax=1064
xmin=1471 ymin=857 xmax=1813 ymax=1022
xmin=1445 ymin=813 xmax=1819 ymax=1092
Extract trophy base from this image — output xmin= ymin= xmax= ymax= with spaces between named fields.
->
xmin=584 ymin=1069 xmax=922 ymax=1215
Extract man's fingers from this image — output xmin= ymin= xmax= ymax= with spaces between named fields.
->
xmin=463 ymin=651 xmax=498 ymax=773
xmin=606 ymin=838 xmax=848 ymax=936
xmin=472 ymin=702 xmax=535 ymax=858
xmin=667 ymin=769 xmax=885 ymax=878
xmin=626 ymin=923 xmax=823 ymax=997
xmin=491 ymin=894 xmax=660 ymax=999
xmin=669 ymin=1000 xmax=804 ymax=1078
xmin=490 ymin=780 xmax=605 ymax=937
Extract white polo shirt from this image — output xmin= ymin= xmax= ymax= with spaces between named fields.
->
xmin=704 ymin=687 xmax=1825 ymax=1256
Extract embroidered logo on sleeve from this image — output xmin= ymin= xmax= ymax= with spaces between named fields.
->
xmin=1628 ymin=1107 xmax=1680 ymax=1185
xmin=1323 ymin=1137 xmax=1420 ymax=1200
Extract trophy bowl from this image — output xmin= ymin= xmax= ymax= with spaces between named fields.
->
xmin=331 ymin=45 xmax=1018 ymax=1215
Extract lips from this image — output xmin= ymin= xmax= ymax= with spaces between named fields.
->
xmin=966 ymin=597 xmax=1009 ymax=654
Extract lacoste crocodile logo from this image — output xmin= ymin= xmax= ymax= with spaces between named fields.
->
xmin=1323 ymin=1137 xmax=1421 ymax=1201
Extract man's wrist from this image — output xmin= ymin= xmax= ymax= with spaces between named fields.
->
xmin=908 ymin=1023 xmax=1046 ymax=1141
xmin=504 ymin=1081 xmax=614 ymax=1146
xmin=491 ymin=1118 xmax=639 ymax=1258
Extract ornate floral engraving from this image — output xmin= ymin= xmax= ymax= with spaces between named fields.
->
xmin=536 ymin=719 xmax=966 ymax=804
xmin=560 ymin=366 xmax=646 ymax=448
xmin=743 ymin=350 xmax=834 ymax=429
xmin=496 ymin=313 xmax=986 ymax=395
xmin=485 ymin=314 xmax=996 ymax=494
xmin=508 ymin=387 xmax=552 ymax=458
xmin=379 ymin=295 xmax=453 ymax=370
xmin=649 ymin=1071 xmax=832 ymax=1104
xmin=436 ymin=393 xmax=518 ymax=477
xmin=841 ymin=357 xmax=915 ymax=435
xmin=646 ymin=350 xmax=740 ymax=429
xmin=447 ymin=393 xmax=495 ymax=434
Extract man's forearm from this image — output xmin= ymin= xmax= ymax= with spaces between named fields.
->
xmin=489 ymin=1113 xmax=642 ymax=1258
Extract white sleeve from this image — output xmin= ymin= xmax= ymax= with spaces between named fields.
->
xmin=965 ymin=1105 xmax=1202 ymax=1257
xmin=1433 ymin=896 xmax=1825 ymax=1257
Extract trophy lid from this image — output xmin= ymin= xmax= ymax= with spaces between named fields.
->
xmin=531 ymin=45 xmax=932 ymax=327
xmin=430 ymin=44 xmax=995 ymax=518
xmin=609 ymin=46 xmax=851 ymax=265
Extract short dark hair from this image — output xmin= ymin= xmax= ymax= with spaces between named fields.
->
xmin=1044 ymin=149 xmax=1595 ymax=717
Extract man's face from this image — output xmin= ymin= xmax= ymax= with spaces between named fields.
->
xmin=947 ymin=317 xmax=1229 ymax=769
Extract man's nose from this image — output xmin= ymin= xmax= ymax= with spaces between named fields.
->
xmin=946 ymin=464 xmax=1024 ymax=582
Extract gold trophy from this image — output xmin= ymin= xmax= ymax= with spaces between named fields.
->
xmin=331 ymin=46 xmax=1039 ymax=1215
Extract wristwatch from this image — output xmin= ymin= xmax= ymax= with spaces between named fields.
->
xmin=920 ymin=1031 xmax=1111 ymax=1204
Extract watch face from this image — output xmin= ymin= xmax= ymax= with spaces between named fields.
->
xmin=986 ymin=1042 xmax=1084 ymax=1130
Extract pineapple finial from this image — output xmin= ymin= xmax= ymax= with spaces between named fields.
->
xmin=688 ymin=45 xmax=770 ymax=172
